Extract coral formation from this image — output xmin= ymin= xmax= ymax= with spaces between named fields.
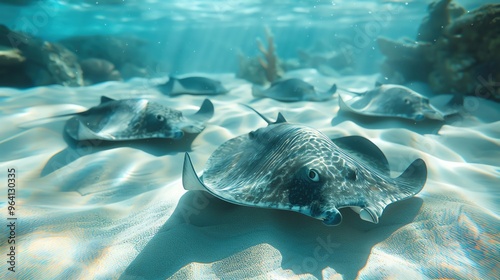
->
xmin=237 ymin=27 xmax=283 ymax=85
xmin=256 ymin=27 xmax=282 ymax=83
xmin=378 ymin=1 xmax=500 ymax=102
xmin=237 ymin=33 xmax=356 ymax=84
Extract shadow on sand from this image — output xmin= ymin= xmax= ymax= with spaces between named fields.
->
xmin=331 ymin=110 xmax=454 ymax=135
xmin=40 ymin=130 xmax=199 ymax=176
xmin=121 ymin=191 xmax=423 ymax=279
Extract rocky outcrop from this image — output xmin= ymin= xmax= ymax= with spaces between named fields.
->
xmin=59 ymin=35 xmax=147 ymax=70
xmin=378 ymin=1 xmax=500 ymax=101
xmin=0 ymin=45 xmax=25 ymax=65
xmin=0 ymin=24 xmax=84 ymax=87
xmin=0 ymin=24 xmax=151 ymax=88
xmin=80 ymin=58 xmax=122 ymax=85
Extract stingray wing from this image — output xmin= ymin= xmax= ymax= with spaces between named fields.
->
xmin=182 ymin=153 xmax=253 ymax=208
xmin=358 ymin=158 xmax=427 ymax=224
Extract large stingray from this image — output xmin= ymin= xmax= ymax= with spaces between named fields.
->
xmin=339 ymin=84 xmax=458 ymax=121
xmin=159 ymin=76 xmax=228 ymax=96
xmin=252 ymin=78 xmax=337 ymax=102
xmin=63 ymin=96 xmax=213 ymax=141
xmin=182 ymin=107 xmax=427 ymax=226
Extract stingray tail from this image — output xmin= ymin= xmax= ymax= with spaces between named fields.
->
xmin=239 ymin=103 xmax=287 ymax=125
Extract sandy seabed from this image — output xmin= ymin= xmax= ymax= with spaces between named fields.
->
xmin=0 ymin=69 xmax=499 ymax=279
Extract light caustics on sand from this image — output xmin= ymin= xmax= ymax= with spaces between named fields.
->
xmin=0 ymin=72 xmax=498 ymax=280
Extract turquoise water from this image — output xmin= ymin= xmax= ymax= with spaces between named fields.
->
xmin=1 ymin=1 xmax=499 ymax=280
xmin=0 ymin=0 xmax=491 ymax=74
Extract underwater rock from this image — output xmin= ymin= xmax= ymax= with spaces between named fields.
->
xmin=431 ymin=3 xmax=500 ymax=100
xmin=416 ymin=0 xmax=452 ymax=43
xmin=377 ymin=1 xmax=500 ymax=102
xmin=28 ymin=41 xmax=84 ymax=86
xmin=0 ymin=45 xmax=25 ymax=65
xmin=59 ymin=35 xmax=147 ymax=70
xmin=0 ymin=46 xmax=31 ymax=87
xmin=0 ymin=25 xmax=84 ymax=87
xmin=377 ymin=37 xmax=433 ymax=83
xmin=297 ymin=48 xmax=352 ymax=76
xmin=60 ymin=35 xmax=151 ymax=81
xmin=445 ymin=3 xmax=500 ymax=60
xmin=119 ymin=63 xmax=148 ymax=80
xmin=80 ymin=58 xmax=122 ymax=85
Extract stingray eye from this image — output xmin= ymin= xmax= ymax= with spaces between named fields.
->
xmin=307 ymin=168 xmax=320 ymax=182
xmin=346 ymin=168 xmax=357 ymax=181
xmin=156 ymin=114 xmax=165 ymax=122
xmin=404 ymin=98 xmax=411 ymax=105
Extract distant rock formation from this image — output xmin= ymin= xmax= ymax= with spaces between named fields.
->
xmin=0 ymin=25 xmax=150 ymax=88
xmin=0 ymin=24 xmax=84 ymax=87
xmin=377 ymin=1 xmax=500 ymax=102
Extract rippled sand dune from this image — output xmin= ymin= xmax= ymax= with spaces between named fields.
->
xmin=0 ymin=70 xmax=498 ymax=279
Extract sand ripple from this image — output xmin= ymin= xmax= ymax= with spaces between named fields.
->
xmin=1 ymin=71 xmax=499 ymax=279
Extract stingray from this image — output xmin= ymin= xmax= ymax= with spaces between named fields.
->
xmin=158 ymin=76 xmax=228 ymax=96
xmin=61 ymin=96 xmax=214 ymax=141
xmin=339 ymin=84 xmax=461 ymax=121
xmin=182 ymin=107 xmax=427 ymax=226
xmin=252 ymin=78 xmax=337 ymax=102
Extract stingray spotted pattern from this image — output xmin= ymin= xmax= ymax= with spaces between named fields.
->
xmin=183 ymin=107 xmax=427 ymax=225
xmin=339 ymin=84 xmax=448 ymax=121
xmin=64 ymin=96 xmax=214 ymax=141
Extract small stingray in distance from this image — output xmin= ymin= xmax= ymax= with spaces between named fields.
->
xmin=158 ymin=76 xmax=228 ymax=96
xmin=252 ymin=78 xmax=337 ymax=102
xmin=339 ymin=84 xmax=462 ymax=121
xmin=182 ymin=106 xmax=427 ymax=226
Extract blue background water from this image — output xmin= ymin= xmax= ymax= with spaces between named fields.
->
xmin=0 ymin=0 xmax=491 ymax=76
xmin=1 ymin=1 xmax=499 ymax=279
